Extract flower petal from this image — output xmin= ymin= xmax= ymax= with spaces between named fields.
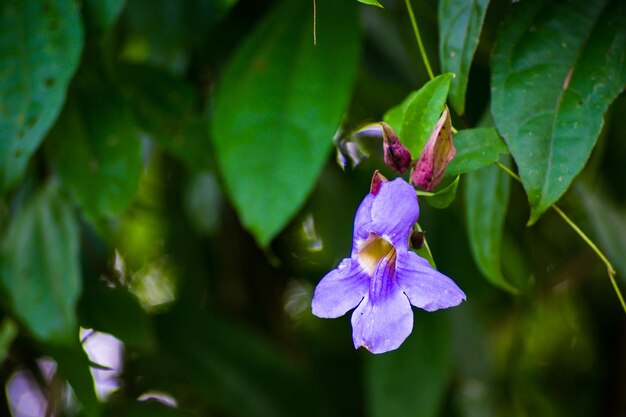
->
xmin=351 ymin=290 xmax=413 ymax=354
xmin=370 ymin=178 xmax=419 ymax=250
xmin=352 ymin=193 xmax=374 ymax=246
xmin=396 ymin=251 xmax=466 ymax=312
xmin=311 ymin=258 xmax=369 ymax=318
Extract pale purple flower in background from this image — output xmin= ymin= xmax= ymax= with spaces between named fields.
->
xmin=311 ymin=177 xmax=465 ymax=354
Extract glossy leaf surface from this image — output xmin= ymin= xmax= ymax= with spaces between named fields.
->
xmin=46 ymin=78 xmax=142 ymax=219
xmin=383 ymin=73 xmax=453 ymax=157
xmin=439 ymin=0 xmax=490 ymax=115
xmin=465 ymin=163 xmax=515 ymax=292
xmin=211 ymin=0 xmax=360 ymax=246
xmin=491 ymin=0 xmax=626 ymax=223
xmin=0 ymin=182 xmax=80 ymax=345
xmin=0 ymin=0 xmax=83 ymax=191
xmin=445 ymin=127 xmax=508 ymax=177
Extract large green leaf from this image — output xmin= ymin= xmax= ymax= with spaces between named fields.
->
xmin=211 ymin=0 xmax=360 ymax=246
xmin=0 ymin=182 xmax=81 ymax=345
xmin=0 ymin=0 xmax=83 ymax=192
xmin=464 ymin=162 xmax=515 ymax=292
xmin=367 ymin=313 xmax=452 ymax=417
xmin=439 ymin=0 xmax=490 ymax=116
xmin=491 ymin=0 xmax=626 ymax=224
xmin=445 ymin=127 xmax=508 ymax=177
xmin=46 ymin=76 xmax=142 ymax=219
xmin=116 ymin=64 xmax=212 ymax=171
xmin=383 ymin=73 xmax=453 ymax=157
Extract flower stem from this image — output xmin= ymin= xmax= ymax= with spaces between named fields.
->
xmin=313 ymin=0 xmax=317 ymax=46
xmin=405 ymin=0 xmax=435 ymax=81
xmin=495 ymin=162 xmax=626 ymax=315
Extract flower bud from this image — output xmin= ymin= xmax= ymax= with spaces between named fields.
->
xmin=380 ymin=122 xmax=412 ymax=174
xmin=370 ymin=170 xmax=388 ymax=195
xmin=411 ymin=107 xmax=455 ymax=191
xmin=410 ymin=230 xmax=425 ymax=249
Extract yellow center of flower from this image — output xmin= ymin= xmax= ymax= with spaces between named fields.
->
xmin=357 ymin=234 xmax=396 ymax=275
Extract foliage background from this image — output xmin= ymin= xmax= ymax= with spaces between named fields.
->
xmin=0 ymin=0 xmax=625 ymax=416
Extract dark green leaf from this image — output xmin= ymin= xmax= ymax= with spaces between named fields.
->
xmin=79 ymin=278 xmax=155 ymax=351
xmin=155 ymin=308 xmax=338 ymax=417
xmin=383 ymin=73 xmax=453 ymax=157
xmin=116 ymin=64 xmax=212 ymax=171
xmin=445 ymin=127 xmax=508 ymax=177
xmin=464 ymin=162 xmax=516 ymax=292
xmin=211 ymin=0 xmax=360 ymax=246
xmin=367 ymin=313 xmax=452 ymax=417
xmin=423 ymin=175 xmax=460 ymax=209
xmin=0 ymin=0 xmax=83 ymax=191
xmin=438 ymin=0 xmax=490 ymax=116
xmin=0 ymin=182 xmax=80 ymax=345
xmin=46 ymin=76 xmax=142 ymax=219
xmin=49 ymin=344 xmax=101 ymax=417
xmin=491 ymin=0 xmax=626 ymax=224
xmin=82 ymin=0 xmax=126 ymax=33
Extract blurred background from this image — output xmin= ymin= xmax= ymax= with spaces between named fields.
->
xmin=1 ymin=0 xmax=626 ymax=416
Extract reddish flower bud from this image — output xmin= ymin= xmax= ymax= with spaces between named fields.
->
xmin=380 ymin=122 xmax=412 ymax=174
xmin=410 ymin=230 xmax=425 ymax=249
xmin=411 ymin=107 xmax=455 ymax=191
xmin=370 ymin=170 xmax=388 ymax=195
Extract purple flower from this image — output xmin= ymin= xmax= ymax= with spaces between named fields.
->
xmin=311 ymin=177 xmax=465 ymax=354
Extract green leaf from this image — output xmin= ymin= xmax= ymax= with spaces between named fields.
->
xmin=0 ymin=182 xmax=81 ymax=345
xmin=0 ymin=0 xmax=83 ymax=192
xmin=357 ymin=0 xmax=383 ymax=7
xmin=422 ymin=175 xmax=460 ymax=209
xmin=438 ymin=0 xmax=490 ymax=116
xmin=464 ymin=162 xmax=516 ymax=292
xmin=116 ymin=64 xmax=212 ymax=171
xmin=46 ymin=76 xmax=142 ymax=219
xmin=383 ymin=73 xmax=453 ymax=157
xmin=211 ymin=0 xmax=360 ymax=246
xmin=79 ymin=278 xmax=155 ymax=351
xmin=578 ymin=183 xmax=626 ymax=282
xmin=49 ymin=344 xmax=101 ymax=417
xmin=491 ymin=0 xmax=626 ymax=224
xmin=445 ymin=127 xmax=509 ymax=177
xmin=82 ymin=0 xmax=126 ymax=33
xmin=367 ymin=313 xmax=452 ymax=417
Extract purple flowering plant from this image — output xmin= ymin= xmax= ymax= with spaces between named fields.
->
xmin=311 ymin=173 xmax=465 ymax=354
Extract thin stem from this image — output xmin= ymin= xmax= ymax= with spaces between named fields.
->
xmin=495 ymin=162 xmax=626 ymax=315
xmin=496 ymin=162 xmax=520 ymax=181
xmin=313 ymin=0 xmax=317 ymax=46
xmin=405 ymin=0 xmax=434 ymax=80
xmin=551 ymin=205 xmax=625 ymax=313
